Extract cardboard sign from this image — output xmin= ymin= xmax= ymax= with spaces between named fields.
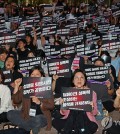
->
xmin=68 ymin=35 xmax=83 ymax=44
xmin=19 ymin=57 xmax=41 ymax=72
xmin=57 ymin=28 xmax=70 ymax=36
xmin=35 ymin=25 xmax=41 ymax=38
xmin=61 ymin=87 xmax=92 ymax=112
xmin=76 ymin=42 xmax=98 ymax=56
xmin=8 ymin=16 xmax=19 ymax=23
xmin=85 ymin=33 xmax=100 ymax=42
xmin=42 ymin=24 xmax=57 ymax=35
xmin=2 ymin=70 xmax=13 ymax=85
xmin=42 ymin=16 xmax=53 ymax=23
xmin=60 ymin=45 xmax=75 ymax=57
xmin=13 ymin=27 xmax=26 ymax=40
xmin=0 ymin=33 xmax=16 ymax=45
xmin=44 ymin=45 xmax=61 ymax=57
xmin=20 ymin=19 xmax=34 ymax=29
xmin=84 ymin=64 xmax=109 ymax=82
xmin=102 ymin=40 xmax=120 ymax=51
xmin=47 ymin=58 xmax=72 ymax=77
xmin=98 ymin=24 xmax=110 ymax=32
xmin=23 ymin=77 xmax=52 ymax=98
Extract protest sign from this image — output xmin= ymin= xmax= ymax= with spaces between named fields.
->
xmin=13 ymin=27 xmax=26 ymax=40
xmin=84 ymin=64 xmax=109 ymax=82
xmin=76 ymin=42 xmax=98 ymax=56
xmin=19 ymin=57 xmax=41 ymax=72
xmin=2 ymin=70 xmax=13 ymax=85
xmin=0 ymin=33 xmax=16 ymax=46
xmin=61 ymin=87 xmax=92 ymax=112
xmin=102 ymin=40 xmax=120 ymax=51
xmin=42 ymin=24 xmax=57 ymax=36
xmin=60 ymin=45 xmax=75 ymax=57
xmin=47 ymin=58 xmax=72 ymax=77
xmin=23 ymin=77 xmax=52 ymax=98
xmin=44 ymin=44 xmax=61 ymax=57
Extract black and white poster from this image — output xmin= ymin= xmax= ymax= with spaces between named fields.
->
xmin=23 ymin=77 xmax=52 ymax=98
xmin=47 ymin=58 xmax=72 ymax=77
xmin=19 ymin=57 xmax=41 ymax=72
xmin=84 ymin=64 xmax=109 ymax=82
xmin=61 ymin=87 xmax=92 ymax=112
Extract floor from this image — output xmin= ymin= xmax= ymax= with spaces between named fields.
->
xmin=0 ymin=110 xmax=119 ymax=134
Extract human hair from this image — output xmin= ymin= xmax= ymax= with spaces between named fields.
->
xmin=94 ymin=57 xmax=105 ymax=65
xmin=29 ymin=65 xmax=45 ymax=77
xmin=0 ymin=48 xmax=8 ymax=55
xmin=25 ymin=34 xmax=33 ymax=43
xmin=100 ymin=51 xmax=110 ymax=57
xmin=71 ymin=69 xmax=87 ymax=87
xmin=0 ymin=70 xmax=5 ymax=84
xmin=4 ymin=55 xmax=18 ymax=70
xmin=17 ymin=39 xmax=27 ymax=48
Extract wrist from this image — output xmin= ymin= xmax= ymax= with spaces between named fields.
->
xmin=107 ymin=86 xmax=111 ymax=90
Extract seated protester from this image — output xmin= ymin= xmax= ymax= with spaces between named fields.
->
xmin=94 ymin=58 xmax=115 ymax=96
xmin=7 ymin=66 xmax=54 ymax=134
xmin=0 ymin=48 xmax=8 ymax=69
xmin=16 ymin=39 xmax=30 ymax=60
xmin=91 ymin=58 xmax=115 ymax=113
xmin=3 ymin=56 xmax=23 ymax=94
xmin=100 ymin=51 xmax=119 ymax=89
xmin=114 ymin=87 xmax=120 ymax=109
xmin=52 ymin=69 xmax=98 ymax=134
xmin=0 ymin=70 xmax=14 ymax=123
xmin=25 ymin=30 xmax=37 ymax=54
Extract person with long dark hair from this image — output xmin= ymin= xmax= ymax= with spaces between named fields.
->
xmin=52 ymin=69 xmax=98 ymax=134
xmin=7 ymin=65 xmax=54 ymax=134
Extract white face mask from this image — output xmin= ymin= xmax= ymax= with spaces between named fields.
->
xmin=61 ymin=36 xmax=65 ymax=41
xmin=49 ymin=38 xmax=55 ymax=44
xmin=109 ymin=50 xmax=117 ymax=57
xmin=109 ymin=53 xmax=116 ymax=57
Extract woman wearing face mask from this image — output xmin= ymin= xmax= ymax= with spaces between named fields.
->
xmin=7 ymin=66 xmax=54 ymax=134
xmin=110 ymin=50 xmax=120 ymax=82
xmin=52 ymin=69 xmax=98 ymax=134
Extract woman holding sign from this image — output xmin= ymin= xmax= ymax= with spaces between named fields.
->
xmin=7 ymin=66 xmax=54 ymax=134
xmin=52 ymin=69 xmax=98 ymax=134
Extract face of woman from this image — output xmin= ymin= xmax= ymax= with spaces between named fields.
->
xmin=95 ymin=60 xmax=104 ymax=66
xmin=30 ymin=69 xmax=42 ymax=77
xmin=26 ymin=36 xmax=31 ymax=43
xmin=18 ymin=41 xmax=25 ymax=49
xmin=5 ymin=57 xmax=15 ymax=70
xmin=73 ymin=72 xmax=85 ymax=88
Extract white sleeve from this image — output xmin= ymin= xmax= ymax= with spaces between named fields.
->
xmin=0 ymin=87 xmax=12 ymax=114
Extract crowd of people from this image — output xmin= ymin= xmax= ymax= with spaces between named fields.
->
xmin=0 ymin=0 xmax=120 ymax=134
